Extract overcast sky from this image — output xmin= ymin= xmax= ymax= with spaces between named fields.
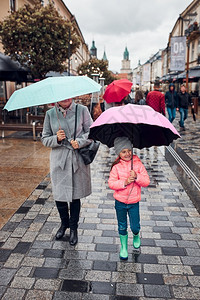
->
xmin=64 ymin=0 xmax=191 ymax=72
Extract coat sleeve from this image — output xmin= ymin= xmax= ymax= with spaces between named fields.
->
xmin=76 ymin=106 xmax=93 ymax=149
xmin=41 ymin=111 xmax=61 ymax=148
xmin=108 ymin=166 xmax=126 ymax=190
xmin=135 ymin=160 xmax=150 ymax=187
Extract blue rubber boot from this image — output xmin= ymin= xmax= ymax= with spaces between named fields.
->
xmin=133 ymin=233 xmax=141 ymax=249
xmin=119 ymin=234 xmax=128 ymax=260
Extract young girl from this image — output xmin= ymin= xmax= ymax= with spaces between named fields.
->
xmin=108 ymin=137 xmax=150 ymax=260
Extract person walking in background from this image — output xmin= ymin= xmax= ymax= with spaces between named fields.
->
xmin=134 ymin=90 xmax=146 ymax=105
xmin=146 ymin=82 xmax=165 ymax=115
xmin=165 ymin=83 xmax=178 ymax=123
xmin=42 ymin=98 xmax=93 ymax=246
xmin=108 ymin=137 xmax=150 ymax=260
xmin=177 ymin=84 xmax=194 ymax=130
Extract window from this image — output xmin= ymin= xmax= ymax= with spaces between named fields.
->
xmin=10 ymin=0 xmax=16 ymax=12
xmin=191 ymin=41 xmax=195 ymax=61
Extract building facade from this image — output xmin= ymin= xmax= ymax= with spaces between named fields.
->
xmin=0 ymin=0 xmax=90 ymax=75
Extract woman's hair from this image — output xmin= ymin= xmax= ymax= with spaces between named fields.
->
xmin=135 ymin=90 xmax=144 ymax=103
xmin=110 ymin=156 xmax=121 ymax=170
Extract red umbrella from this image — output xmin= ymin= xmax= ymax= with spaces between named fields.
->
xmin=103 ymin=79 xmax=132 ymax=103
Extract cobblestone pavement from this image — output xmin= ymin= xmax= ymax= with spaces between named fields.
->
xmin=0 ymin=143 xmax=200 ymax=300
xmin=173 ymin=110 xmax=200 ymax=168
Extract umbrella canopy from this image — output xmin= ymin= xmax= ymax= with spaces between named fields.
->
xmin=89 ymin=104 xmax=180 ymax=149
xmin=4 ymin=76 xmax=101 ymax=111
xmin=103 ymin=79 xmax=132 ymax=103
xmin=0 ymin=52 xmax=32 ymax=82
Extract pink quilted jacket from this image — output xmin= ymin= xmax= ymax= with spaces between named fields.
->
xmin=108 ymin=155 xmax=150 ymax=204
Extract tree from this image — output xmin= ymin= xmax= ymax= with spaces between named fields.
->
xmin=0 ymin=0 xmax=80 ymax=78
xmin=77 ymin=58 xmax=116 ymax=85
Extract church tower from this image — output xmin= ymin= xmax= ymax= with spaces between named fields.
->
xmin=90 ymin=40 xmax=97 ymax=58
xmin=120 ymin=46 xmax=132 ymax=73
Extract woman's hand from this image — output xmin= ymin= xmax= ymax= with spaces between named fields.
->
xmin=70 ymin=139 xmax=79 ymax=149
xmin=57 ymin=129 xmax=66 ymax=142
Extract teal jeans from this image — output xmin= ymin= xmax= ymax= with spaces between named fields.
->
xmin=115 ymin=200 xmax=140 ymax=235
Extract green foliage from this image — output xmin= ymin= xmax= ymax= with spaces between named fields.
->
xmin=0 ymin=1 xmax=80 ymax=78
xmin=77 ymin=58 xmax=116 ymax=85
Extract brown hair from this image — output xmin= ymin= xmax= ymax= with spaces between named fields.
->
xmin=135 ymin=90 xmax=144 ymax=103
xmin=110 ymin=157 xmax=121 ymax=170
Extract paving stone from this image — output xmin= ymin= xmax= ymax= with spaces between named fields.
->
xmin=96 ymin=243 xmax=118 ymax=252
xmin=161 ymin=247 xmax=186 ymax=256
xmin=21 ymin=257 xmax=45 ymax=267
xmin=33 ymin=267 xmax=59 ymax=279
xmin=134 ymin=254 xmax=158 ymax=264
xmin=111 ymin=271 xmax=137 ymax=284
xmin=43 ymin=249 xmax=64 ymax=258
xmin=82 ymin=294 xmax=110 ymax=300
xmin=12 ymin=241 xmax=32 ymax=254
xmin=93 ymin=261 xmax=117 ymax=271
xmin=0 ymin=249 xmax=12 ymax=262
xmin=181 ymin=256 xmax=200 ymax=266
xmin=116 ymin=283 xmax=143 ymax=297
xmin=136 ymin=273 xmax=164 ymax=285
xmin=191 ymin=265 xmax=200 ymax=275
xmin=172 ymin=286 xmax=200 ymax=299
xmin=168 ymin=265 xmax=193 ymax=275
xmin=143 ymin=264 xmax=168 ymax=274
xmin=10 ymin=276 xmax=35 ymax=289
xmin=34 ymin=278 xmax=61 ymax=290
xmin=157 ymin=255 xmax=182 ymax=265
xmin=1 ymin=238 xmax=20 ymax=249
xmin=16 ymin=266 xmax=32 ymax=277
xmin=2 ymin=222 xmax=19 ymax=232
xmin=28 ymin=248 xmax=44 ymax=257
xmin=153 ymin=226 xmax=172 ymax=233
xmin=144 ymin=284 xmax=171 ymax=298
xmin=91 ymin=282 xmax=115 ymax=295
xmin=53 ymin=291 xmax=82 ymax=300
xmin=163 ymin=274 xmax=189 ymax=286
xmin=44 ymin=257 xmax=67 ymax=268
xmin=32 ymin=241 xmax=53 ymax=249
xmin=87 ymin=251 xmax=109 ymax=261
xmin=61 ymin=279 xmax=88 ymax=292
xmin=173 ymin=221 xmax=193 ymax=228
xmin=0 ymin=268 xmax=17 ymax=285
xmin=26 ymin=290 xmax=53 ymax=300
xmin=1 ymin=288 xmax=26 ymax=300
xmin=188 ymin=276 xmax=200 ymax=287
xmin=85 ymin=270 xmax=111 ymax=282
xmin=177 ymin=240 xmax=199 ymax=248
xmin=4 ymin=253 xmax=24 ymax=268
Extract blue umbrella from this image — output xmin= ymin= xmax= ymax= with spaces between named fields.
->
xmin=4 ymin=76 xmax=101 ymax=111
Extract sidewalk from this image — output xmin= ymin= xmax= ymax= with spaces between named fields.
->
xmin=0 ymin=143 xmax=200 ymax=299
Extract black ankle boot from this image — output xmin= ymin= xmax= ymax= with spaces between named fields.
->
xmin=55 ymin=224 xmax=68 ymax=240
xmin=69 ymin=229 xmax=78 ymax=245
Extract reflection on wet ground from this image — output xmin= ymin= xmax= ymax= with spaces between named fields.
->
xmin=0 ymin=134 xmax=50 ymax=229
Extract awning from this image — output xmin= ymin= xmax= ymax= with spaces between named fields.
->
xmin=177 ymin=67 xmax=200 ymax=79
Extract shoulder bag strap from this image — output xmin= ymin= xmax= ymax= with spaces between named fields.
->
xmin=74 ymin=104 xmax=78 ymax=140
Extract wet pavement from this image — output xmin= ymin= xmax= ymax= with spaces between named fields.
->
xmin=0 ymin=131 xmax=50 ymax=229
xmin=0 ymin=109 xmax=199 ymax=299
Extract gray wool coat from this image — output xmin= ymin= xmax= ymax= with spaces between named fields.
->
xmin=41 ymin=102 xmax=93 ymax=202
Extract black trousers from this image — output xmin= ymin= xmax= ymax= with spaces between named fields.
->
xmin=56 ymin=199 xmax=80 ymax=230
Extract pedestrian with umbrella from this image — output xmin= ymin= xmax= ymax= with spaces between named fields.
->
xmin=108 ymin=136 xmax=150 ymax=260
xmin=89 ymin=104 xmax=180 ymax=258
xmin=103 ymin=79 xmax=132 ymax=109
xmin=4 ymin=76 xmax=101 ymax=246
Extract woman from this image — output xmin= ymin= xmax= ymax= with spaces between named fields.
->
xmin=134 ymin=90 xmax=146 ymax=105
xmin=41 ymin=98 xmax=93 ymax=245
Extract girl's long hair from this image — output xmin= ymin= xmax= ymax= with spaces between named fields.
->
xmin=110 ymin=157 xmax=121 ymax=170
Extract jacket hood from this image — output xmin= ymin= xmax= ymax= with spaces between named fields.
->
xmin=169 ymin=83 xmax=175 ymax=91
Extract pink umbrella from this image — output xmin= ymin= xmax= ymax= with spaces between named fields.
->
xmin=103 ymin=79 xmax=132 ymax=103
xmin=89 ymin=104 xmax=180 ymax=149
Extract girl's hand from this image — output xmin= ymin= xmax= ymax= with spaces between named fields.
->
xmin=130 ymin=170 xmax=137 ymax=179
xmin=57 ymin=129 xmax=66 ymax=142
xmin=70 ymin=139 xmax=79 ymax=149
